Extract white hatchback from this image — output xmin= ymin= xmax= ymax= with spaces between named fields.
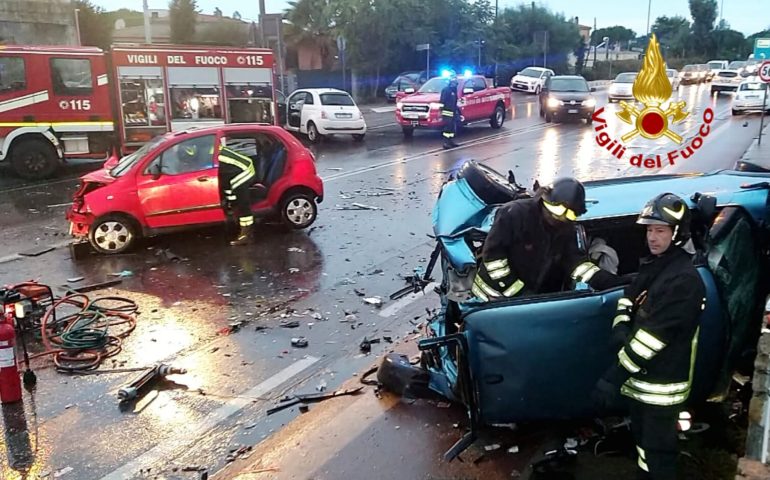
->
xmin=284 ymin=89 xmax=367 ymax=143
xmin=608 ymin=72 xmax=637 ymax=102
xmin=510 ymin=66 xmax=554 ymax=94
xmin=732 ymin=80 xmax=770 ymax=115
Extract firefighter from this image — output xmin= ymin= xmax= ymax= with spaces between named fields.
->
xmin=472 ymin=178 xmax=623 ymax=301
xmin=217 ymin=141 xmax=257 ymax=246
xmin=592 ymin=193 xmax=706 ymax=480
xmin=440 ymin=71 xmax=460 ymax=149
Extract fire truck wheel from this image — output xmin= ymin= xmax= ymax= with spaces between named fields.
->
xmin=280 ymin=191 xmax=317 ymax=229
xmin=89 ymin=215 xmax=138 ymax=254
xmin=490 ymin=104 xmax=505 ymax=129
xmin=307 ymin=122 xmax=322 ymax=143
xmin=10 ymin=138 xmax=60 ymax=179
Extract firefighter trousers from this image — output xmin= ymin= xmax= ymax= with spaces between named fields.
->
xmin=224 ymin=184 xmax=254 ymax=228
xmin=442 ymin=111 xmax=459 ymax=139
xmin=630 ymin=401 xmax=679 ymax=480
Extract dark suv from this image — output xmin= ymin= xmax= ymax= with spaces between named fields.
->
xmin=539 ymin=75 xmax=597 ymax=124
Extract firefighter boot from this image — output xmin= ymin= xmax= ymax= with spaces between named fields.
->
xmin=230 ymin=225 xmax=254 ymax=246
xmin=443 ymin=138 xmax=458 ymax=149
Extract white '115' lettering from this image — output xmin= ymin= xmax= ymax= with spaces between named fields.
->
xmin=65 ymin=100 xmax=91 ymax=110
xmin=245 ymin=56 xmax=264 ymax=66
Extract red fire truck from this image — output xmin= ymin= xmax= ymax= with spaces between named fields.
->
xmin=0 ymin=44 xmax=276 ymax=179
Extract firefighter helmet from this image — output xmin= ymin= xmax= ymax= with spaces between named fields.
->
xmin=541 ymin=178 xmax=587 ymax=222
xmin=636 ymin=193 xmax=691 ymax=245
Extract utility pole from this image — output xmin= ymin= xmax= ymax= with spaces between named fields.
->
xmin=259 ymin=0 xmax=266 ymax=47
xmin=719 ymin=0 xmax=725 ymax=29
xmin=143 ymin=0 xmax=152 ymax=44
xmin=74 ymin=9 xmax=81 ymax=46
xmin=592 ymin=17 xmax=597 ymax=68
xmin=646 ymin=0 xmax=652 ymax=37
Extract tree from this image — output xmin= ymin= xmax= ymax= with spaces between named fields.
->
xmin=652 ymin=16 xmax=691 ymax=57
xmin=283 ymin=0 xmax=340 ymax=70
xmin=214 ymin=7 xmax=222 ymax=17
xmin=233 ymin=11 xmax=242 ymax=21
xmin=688 ymin=0 xmax=717 ymax=55
xmin=169 ymin=0 xmax=198 ymax=44
xmin=74 ymin=0 xmax=112 ymax=49
xmin=713 ymin=29 xmax=748 ymax=59
xmin=591 ymin=26 xmax=636 ymax=48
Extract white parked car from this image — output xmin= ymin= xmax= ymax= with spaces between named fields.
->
xmin=284 ymin=88 xmax=367 ymax=143
xmin=711 ymin=70 xmax=742 ymax=94
xmin=510 ymin=66 xmax=554 ymax=94
xmin=607 ymin=72 xmax=637 ymax=102
xmin=666 ymin=69 xmax=680 ymax=90
xmin=732 ymin=80 xmax=770 ymax=115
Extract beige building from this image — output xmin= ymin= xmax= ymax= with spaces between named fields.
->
xmin=0 ymin=0 xmax=77 ymax=45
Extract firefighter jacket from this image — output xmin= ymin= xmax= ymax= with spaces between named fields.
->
xmin=603 ymin=246 xmax=706 ymax=407
xmin=472 ymin=197 xmax=619 ymax=301
xmin=439 ymin=84 xmax=458 ymax=120
xmin=218 ymin=146 xmax=256 ymax=191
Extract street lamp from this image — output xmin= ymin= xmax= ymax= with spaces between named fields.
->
xmin=646 ymin=0 xmax=652 ymax=37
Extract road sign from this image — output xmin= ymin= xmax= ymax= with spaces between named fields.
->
xmin=416 ymin=43 xmax=430 ymax=51
xmin=759 ymin=61 xmax=770 ymax=83
xmin=754 ymin=38 xmax=770 ymax=61
xmin=336 ymin=36 xmax=347 ymax=52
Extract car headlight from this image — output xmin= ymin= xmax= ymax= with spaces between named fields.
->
xmin=584 ymin=98 xmax=596 ymax=108
xmin=429 ymin=102 xmax=443 ymax=110
xmin=547 ymin=97 xmax=561 ymax=108
xmin=396 ymin=101 xmax=403 ymax=110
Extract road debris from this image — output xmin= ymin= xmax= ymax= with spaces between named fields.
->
xmin=109 ymin=270 xmax=134 ymax=278
xmin=287 ymin=247 xmax=305 ymax=253
xmin=316 ymin=380 xmax=327 ymax=392
xmin=484 ymin=444 xmax=501 ymax=452
xmin=280 ymin=320 xmax=301 ymax=328
xmin=266 ymin=387 xmax=364 ymax=415
xmin=117 ymin=364 xmax=188 ymax=401
xmin=226 ymin=445 xmax=253 ymax=463
xmin=354 ymin=288 xmax=366 ymax=296
xmin=19 ymin=245 xmax=56 ymax=257
xmin=363 ymin=296 xmax=383 ymax=307
xmin=508 ymin=446 xmax=520 ymax=454
xmin=336 ymin=202 xmax=381 ymax=211
xmin=288 ymin=268 xmax=300 ymax=274
xmin=53 ymin=466 xmax=74 ymax=478
xmin=291 ymin=337 xmax=309 ymax=348
xmin=359 ymin=337 xmax=381 ymax=353
xmin=66 ymin=276 xmax=84 ymax=283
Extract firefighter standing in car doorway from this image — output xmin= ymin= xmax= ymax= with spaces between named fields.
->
xmin=440 ymin=71 xmax=460 ymax=150
xmin=592 ymin=193 xmax=706 ymax=480
xmin=472 ymin=177 xmax=624 ymax=301
xmin=217 ymin=140 xmax=257 ymax=246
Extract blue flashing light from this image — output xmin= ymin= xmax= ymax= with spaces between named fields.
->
xmin=463 ymin=69 xmax=473 ymax=78
xmin=441 ymin=69 xmax=452 ymax=78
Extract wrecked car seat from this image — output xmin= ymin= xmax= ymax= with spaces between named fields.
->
xmin=376 ymin=353 xmax=438 ymax=399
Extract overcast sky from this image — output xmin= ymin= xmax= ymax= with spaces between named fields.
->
xmin=92 ymin=0 xmax=768 ymax=37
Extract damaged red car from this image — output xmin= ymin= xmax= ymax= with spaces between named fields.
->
xmin=66 ymin=125 xmax=324 ymax=254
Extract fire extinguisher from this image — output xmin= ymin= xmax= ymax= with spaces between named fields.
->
xmin=0 ymin=320 xmax=21 ymax=404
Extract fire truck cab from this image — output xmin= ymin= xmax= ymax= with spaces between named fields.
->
xmin=0 ymin=46 xmax=113 ymax=179
xmin=0 ymin=45 xmax=276 ymax=179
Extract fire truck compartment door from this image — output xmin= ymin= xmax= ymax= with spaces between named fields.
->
xmin=223 ymin=68 xmax=272 ymax=85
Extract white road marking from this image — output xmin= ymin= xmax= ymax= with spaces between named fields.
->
xmin=379 ymin=282 xmax=439 ymax=318
xmin=100 ymin=356 xmax=320 ymax=480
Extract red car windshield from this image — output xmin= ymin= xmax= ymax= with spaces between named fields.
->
xmin=110 ymin=135 xmax=167 ymax=177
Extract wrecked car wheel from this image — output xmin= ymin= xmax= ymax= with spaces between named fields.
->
xmin=281 ymin=192 xmax=317 ymax=229
xmin=89 ymin=214 xmax=138 ymax=254
xmin=457 ymin=160 xmax=519 ymax=205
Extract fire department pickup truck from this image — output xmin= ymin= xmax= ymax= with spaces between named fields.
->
xmin=395 ymin=75 xmax=511 ymax=137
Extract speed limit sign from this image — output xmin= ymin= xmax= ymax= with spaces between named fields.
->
xmin=760 ymin=61 xmax=770 ymax=82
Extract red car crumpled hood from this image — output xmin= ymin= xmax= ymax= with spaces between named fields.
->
xmin=400 ymin=92 xmax=440 ymax=103
xmin=80 ymin=168 xmax=116 ymax=185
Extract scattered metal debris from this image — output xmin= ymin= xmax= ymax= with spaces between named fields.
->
xmin=66 ymin=276 xmax=84 ymax=283
xmin=287 ymin=247 xmax=305 ymax=253
xmin=267 ymin=387 xmax=364 ymax=415
xmin=363 ymin=296 xmax=383 ymax=307
xmin=508 ymin=446 xmax=520 ymax=454
xmin=280 ymin=320 xmax=301 ymax=328
xmin=19 ymin=245 xmax=56 ymax=257
xmin=336 ymin=202 xmax=381 ymax=211
xmin=291 ymin=337 xmax=309 ymax=348
xmin=359 ymin=337 xmax=381 ymax=353
xmin=316 ymin=380 xmax=327 ymax=392
xmin=484 ymin=444 xmax=501 ymax=452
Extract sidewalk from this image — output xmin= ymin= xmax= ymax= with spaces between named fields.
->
xmin=739 ymin=119 xmax=770 ymax=169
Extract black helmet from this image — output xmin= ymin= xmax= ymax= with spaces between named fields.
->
xmin=542 ymin=178 xmax=587 ymax=221
xmin=636 ymin=193 xmax=691 ymax=245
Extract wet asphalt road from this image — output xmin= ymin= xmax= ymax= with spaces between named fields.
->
xmin=0 ymin=84 xmax=765 ymax=480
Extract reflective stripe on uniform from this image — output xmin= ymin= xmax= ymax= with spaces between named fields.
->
xmin=621 ymin=385 xmax=689 ymax=406
xmin=635 ymin=328 xmax=666 ymax=351
xmin=612 ymin=314 xmax=631 ymax=328
xmin=618 ymin=348 xmax=642 ymax=373
xmin=488 ymin=266 xmax=511 ymax=280
xmin=239 ymin=216 xmax=254 ymax=227
xmin=474 ymin=275 xmax=501 ymax=299
xmin=637 ymin=453 xmax=649 ymax=472
xmin=502 ymin=279 xmax=525 ymax=297
xmin=441 ymin=110 xmax=454 ymax=117
xmin=485 ymin=259 xmax=508 ymax=270
xmin=629 ymin=338 xmax=656 ymax=360
xmin=443 ymin=132 xmax=455 ymax=138
xmin=231 ymin=164 xmax=256 ymax=189
xmin=626 ymin=378 xmax=689 ymax=395
xmin=471 ymin=283 xmax=489 ymax=302
xmin=636 ymin=446 xmax=646 ymax=460
xmin=617 ymin=297 xmax=633 ymax=309
xmin=571 ymin=262 xmax=600 ymax=282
